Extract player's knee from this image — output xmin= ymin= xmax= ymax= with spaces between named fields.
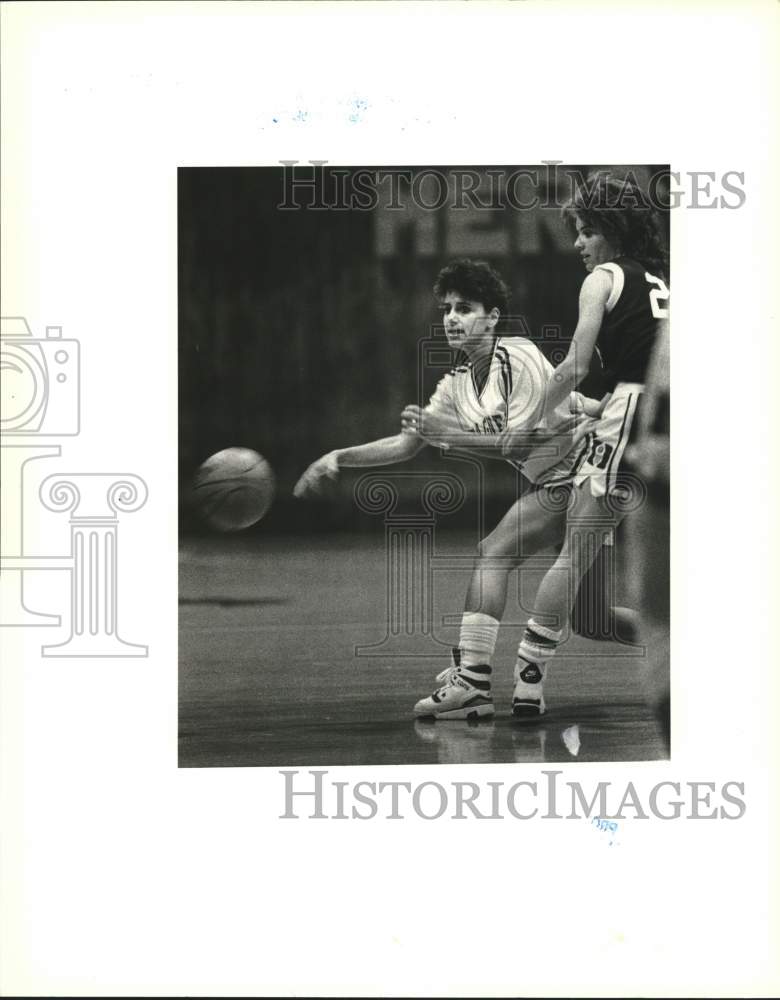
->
xmin=476 ymin=534 xmax=522 ymax=566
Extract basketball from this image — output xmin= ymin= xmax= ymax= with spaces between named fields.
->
xmin=193 ymin=447 xmax=275 ymax=531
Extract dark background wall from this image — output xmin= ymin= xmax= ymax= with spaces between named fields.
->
xmin=178 ymin=165 xmax=668 ymax=534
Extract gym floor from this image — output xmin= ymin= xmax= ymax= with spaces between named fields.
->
xmin=179 ymin=531 xmax=668 ymax=768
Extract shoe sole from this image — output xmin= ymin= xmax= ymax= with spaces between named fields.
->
xmin=512 ymin=700 xmax=545 ymax=719
xmin=414 ymin=703 xmax=495 ymax=721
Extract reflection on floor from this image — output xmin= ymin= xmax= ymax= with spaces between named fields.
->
xmin=180 ymin=533 xmax=669 ymax=767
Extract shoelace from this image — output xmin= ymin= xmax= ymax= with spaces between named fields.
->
xmin=434 ymin=666 xmax=468 ymax=692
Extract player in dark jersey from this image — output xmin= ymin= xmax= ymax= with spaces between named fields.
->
xmin=506 ymin=174 xmax=670 ymax=715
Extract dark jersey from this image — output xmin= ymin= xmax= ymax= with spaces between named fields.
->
xmin=594 ymin=257 xmax=669 ymax=390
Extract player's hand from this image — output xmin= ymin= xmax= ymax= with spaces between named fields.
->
xmin=570 ymin=392 xmax=608 ymax=418
xmin=293 ymin=451 xmax=340 ymax=498
xmin=401 ymin=405 xmax=462 ymax=446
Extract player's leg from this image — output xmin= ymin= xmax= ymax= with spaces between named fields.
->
xmin=413 ymin=489 xmax=565 ymax=720
xmin=535 ymin=489 xmax=621 ymax=628
xmin=513 ymin=487 xmax=623 ymax=712
xmin=570 ymin=391 xmax=645 ymax=644
xmin=511 ymin=512 xmax=639 ymax=716
xmin=571 ymin=524 xmax=640 ymax=644
xmin=464 ymin=487 xmax=566 ymax=619
xmin=514 ymin=386 xmax=640 ymax=715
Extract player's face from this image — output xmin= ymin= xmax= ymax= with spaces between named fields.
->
xmin=573 ymin=217 xmax=619 ymax=271
xmin=441 ymin=291 xmax=498 ymax=351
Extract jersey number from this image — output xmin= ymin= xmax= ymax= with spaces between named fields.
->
xmin=585 ymin=436 xmax=614 ymax=470
xmin=645 ymin=273 xmax=670 ymax=319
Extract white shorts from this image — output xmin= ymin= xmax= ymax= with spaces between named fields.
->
xmin=568 ymin=383 xmax=644 ymax=498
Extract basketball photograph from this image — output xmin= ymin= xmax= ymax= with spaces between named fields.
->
xmin=5 ymin=2 xmax=780 ymax=997
xmin=178 ymin=163 xmax=671 ymax=768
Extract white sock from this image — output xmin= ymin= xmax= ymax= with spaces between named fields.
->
xmin=459 ymin=612 xmax=500 ymax=671
xmin=516 ymin=618 xmax=562 ymax=670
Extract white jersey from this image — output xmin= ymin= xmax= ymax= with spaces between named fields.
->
xmin=424 ymin=336 xmax=592 ymax=484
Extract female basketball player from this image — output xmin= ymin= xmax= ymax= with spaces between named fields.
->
xmin=295 ymin=257 xmax=631 ymax=720
xmin=500 ymin=174 xmax=670 ymax=718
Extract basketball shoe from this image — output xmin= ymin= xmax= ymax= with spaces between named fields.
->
xmin=413 ymin=648 xmax=494 ymax=720
xmin=512 ymin=660 xmax=546 ymax=718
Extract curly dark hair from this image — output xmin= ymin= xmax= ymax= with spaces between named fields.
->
xmin=433 ymin=258 xmax=510 ymax=317
xmin=563 ymin=174 xmax=669 ymax=281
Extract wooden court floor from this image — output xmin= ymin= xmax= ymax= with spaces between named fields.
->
xmin=179 ymin=532 xmax=668 ymax=767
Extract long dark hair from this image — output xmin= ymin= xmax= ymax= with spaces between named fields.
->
xmin=563 ymin=173 xmax=669 ymax=281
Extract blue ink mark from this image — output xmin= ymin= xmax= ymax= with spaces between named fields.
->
xmin=591 ymin=816 xmax=620 ymax=846
xmin=348 ymin=98 xmax=369 ymax=123
xmin=272 ymin=118 xmax=278 ymax=124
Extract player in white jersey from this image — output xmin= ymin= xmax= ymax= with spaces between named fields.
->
xmin=415 ymin=333 xmax=592 ymax=487
xmin=295 ymin=259 xmax=620 ymax=720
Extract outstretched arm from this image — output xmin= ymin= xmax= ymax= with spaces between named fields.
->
xmin=400 ymin=405 xmax=509 ymax=460
xmin=402 ymin=342 xmax=611 ymax=463
xmin=293 ymin=432 xmax=425 ymax=498
xmin=400 ymin=404 xmax=575 ymax=463
xmin=542 ymin=268 xmax=612 ymax=420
